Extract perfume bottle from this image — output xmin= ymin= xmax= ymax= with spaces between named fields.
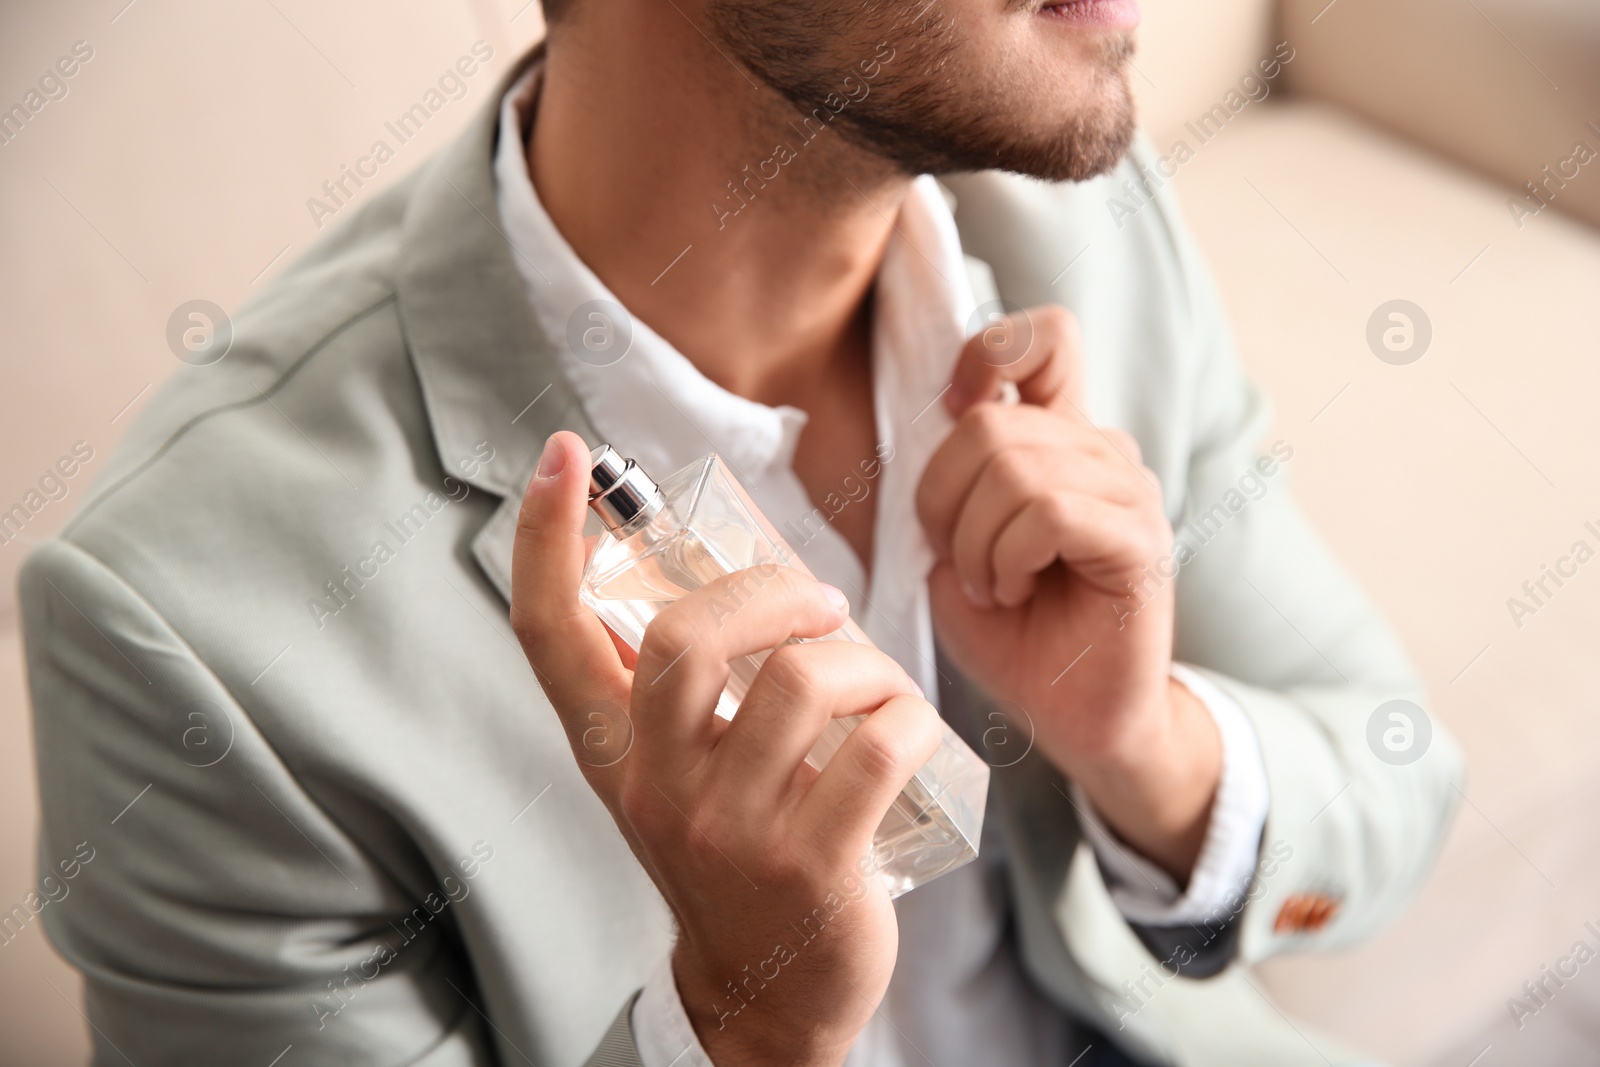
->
xmin=579 ymin=444 xmax=989 ymax=898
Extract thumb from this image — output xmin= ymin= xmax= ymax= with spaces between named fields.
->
xmin=946 ymin=305 xmax=1085 ymax=417
xmin=510 ymin=432 xmax=630 ymax=711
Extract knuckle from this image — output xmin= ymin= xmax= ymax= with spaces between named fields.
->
xmin=1126 ymin=464 xmax=1163 ymax=506
xmin=683 ymin=829 xmax=721 ymax=866
xmin=750 ymin=846 xmax=805 ymax=887
xmin=967 ymin=402 xmax=1009 ymax=442
xmin=990 ymin=446 xmax=1034 ymax=493
xmin=508 ymin=595 xmax=572 ymax=648
xmin=1046 ymin=489 xmax=1076 ymax=527
xmin=1127 ymin=513 xmax=1169 ymax=562
xmin=618 ymin=777 xmax=662 ymax=833
xmin=1035 ymin=304 xmax=1080 ymax=346
xmin=1147 ymin=514 xmax=1175 ymax=552
xmin=507 ymin=602 xmax=542 ymax=647
xmin=683 ymin=808 xmax=734 ymax=864
xmin=512 ymin=503 xmax=542 ymax=544
xmin=770 ymin=563 xmax=817 ymax=603
xmin=725 ymin=563 xmax=807 ymax=614
xmin=756 ymin=644 xmax=818 ymax=705
xmin=639 ymin=609 xmax=696 ymax=666
xmin=1141 ymin=472 xmax=1167 ymax=508
xmin=1106 ymin=429 xmax=1142 ymax=464
xmin=852 ymin=723 xmax=914 ymax=782
xmin=866 ymin=650 xmax=921 ymax=696
xmin=508 ymin=602 xmax=576 ymax=669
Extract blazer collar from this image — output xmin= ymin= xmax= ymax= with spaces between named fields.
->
xmin=395 ymin=40 xmax=599 ymax=500
xmin=394 ymin=42 xmax=597 ymax=603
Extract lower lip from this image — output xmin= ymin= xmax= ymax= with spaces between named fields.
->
xmin=1039 ymin=0 xmax=1141 ymax=29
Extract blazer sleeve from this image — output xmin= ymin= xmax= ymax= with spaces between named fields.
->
xmin=989 ymin=165 xmax=1466 ymax=1008
xmin=19 ymin=538 xmax=635 ymax=1065
xmin=1142 ymin=188 xmax=1466 ymax=965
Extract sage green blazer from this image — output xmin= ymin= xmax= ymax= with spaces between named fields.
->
xmin=20 ymin=47 xmax=1461 ymax=1067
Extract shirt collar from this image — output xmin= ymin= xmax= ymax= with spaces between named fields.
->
xmin=491 ymin=63 xmax=975 ymax=499
xmin=494 ymin=66 xmax=808 ymax=487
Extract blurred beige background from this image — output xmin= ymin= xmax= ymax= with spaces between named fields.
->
xmin=2 ymin=0 xmax=1598 ymax=1063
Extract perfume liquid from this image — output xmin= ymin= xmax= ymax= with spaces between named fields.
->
xmin=579 ymin=445 xmax=989 ymax=898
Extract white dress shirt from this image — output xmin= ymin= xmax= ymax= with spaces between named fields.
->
xmin=492 ymin=67 xmax=1270 ymax=1066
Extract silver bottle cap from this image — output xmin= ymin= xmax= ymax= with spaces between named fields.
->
xmin=587 ymin=444 xmax=664 ymax=532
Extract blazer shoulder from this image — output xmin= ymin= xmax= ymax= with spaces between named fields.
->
xmin=58 ymin=170 xmax=431 ymax=549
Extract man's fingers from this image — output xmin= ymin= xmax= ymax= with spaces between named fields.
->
xmin=795 ymin=695 xmax=944 ymax=862
xmin=916 ymin=403 xmax=1067 ymax=557
xmin=990 ymin=490 xmax=1160 ymax=605
xmin=946 ymin=443 xmax=1149 ymax=606
xmin=947 ymin=304 xmax=1086 ymax=416
xmin=631 ymin=566 xmax=849 ymax=777
xmin=509 ymin=431 xmax=631 ymax=716
xmin=711 ymin=641 xmax=921 ymax=807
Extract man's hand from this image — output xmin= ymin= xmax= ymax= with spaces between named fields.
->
xmin=916 ymin=306 xmax=1222 ymax=881
xmin=511 ymin=431 xmax=942 ymax=1067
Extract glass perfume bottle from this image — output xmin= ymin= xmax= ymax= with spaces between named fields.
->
xmin=579 ymin=445 xmax=990 ymax=898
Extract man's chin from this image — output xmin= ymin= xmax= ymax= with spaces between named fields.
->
xmin=870 ymin=31 xmax=1137 ymax=182
xmin=992 ymin=121 xmax=1135 ymax=184
xmin=999 ymin=54 xmax=1138 ymax=182
xmin=948 ymin=80 xmax=1137 ymax=184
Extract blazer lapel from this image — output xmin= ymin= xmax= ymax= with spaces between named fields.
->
xmin=392 ymin=41 xmax=599 ymax=606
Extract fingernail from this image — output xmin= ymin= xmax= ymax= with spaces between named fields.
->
xmin=536 ymin=435 xmax=565 ymax=480
xmin=820 ymin=583 xmax=849 ymax=614
xmin=961 ymin=578 xmax=986 ymax=607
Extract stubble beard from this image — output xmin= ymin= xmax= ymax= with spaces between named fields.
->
xmin=706 ymin=0 xmax=1138 ymax=184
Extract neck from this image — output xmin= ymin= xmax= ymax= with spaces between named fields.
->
xmin=528 ymin=8 xmax=911 ymax=404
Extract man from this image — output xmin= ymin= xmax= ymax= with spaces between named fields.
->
xmin=20 ymin=0 xmax=1461 ymax=1063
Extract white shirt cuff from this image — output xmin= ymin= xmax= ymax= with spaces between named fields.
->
xmin=1072 ymin=662 xmax=1270 ymax=926
xmin=632 ymin=955 xmax=716 ymax=1067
